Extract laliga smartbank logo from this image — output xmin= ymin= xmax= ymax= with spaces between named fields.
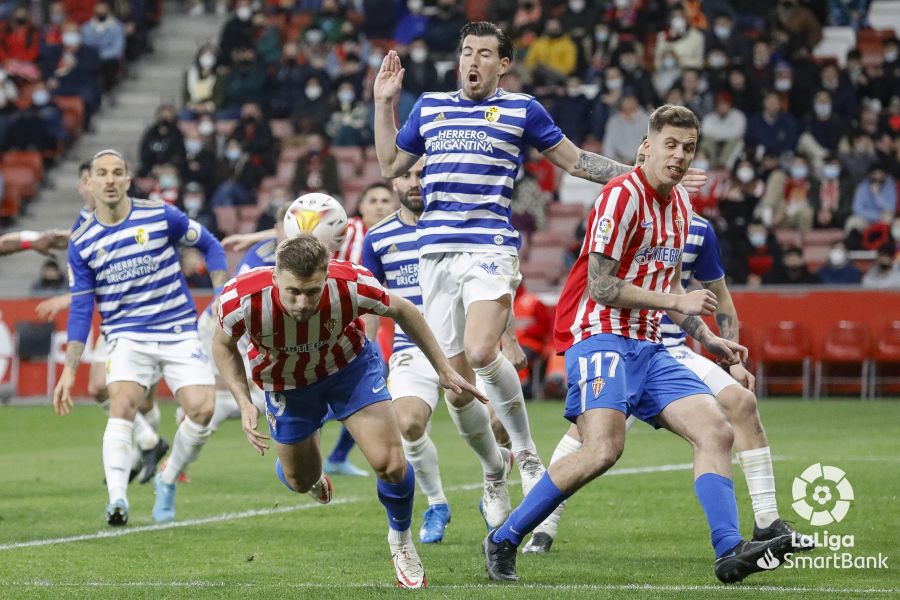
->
xmin=756 ymin=463 xmax=889 ymax=571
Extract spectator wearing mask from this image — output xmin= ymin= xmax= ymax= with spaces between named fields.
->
xmin=524 ymin=18 xmax=578 ymax=86
xmin=730 ymin=220 xmax=783 ymax=286
xmin=559 ymin=0 xmax=602 ymax=73
xmin=616 ymin=43 xmax=656 ymax=108
xmin=218 ymin=0 xmax=254 ymax=67
xmin=269 ymin=42 xmax=320 ymax=119
xmin=80 ymin=1 xmax=125 ymax=96
xmin=862 ymin=244 xmax=900 ymax=289
xmin=402 ymin=39 xmax=439 ymax=97
xmin=7 ymin=82 xmax=66 ymax=151
xmin=255 ymin=186 xmax=293 ymax=232
xmin=720 ymin=160 xmax=763 ymax=240
xmin=762 ymin=155 xmax=816 ymax=232
xmin=818 ymin=63 xmax=858 ymax=120
xmin=424 ymin=0 xmax=467 ymax=55
xmin=182 ymin=44 xmax=223 ymax=119
xmin=394 ymin=0 xmax=429 ymax=45
xmin=148 ymin=164 xmax=181 ymax=205
xmin=846 ymin=164 xmax=897 ymax=233
xmin=42 ymin=23 xmax=102 ymax=130
xmin=816 ymin=241 xmax=862 ymax=284
xmin=250 ymin=10 xmax=282 ymax=66
xmin=181 ymin=181 xmax=217 ymax=234
xmin=233 ymin=102 xmax=276 ymax=179
xmin=31 ymin=259 xmax=68 ymax=295
xmin=653 ymin=49 xmax=682 ymax=100
xmin=292 ymin=131 xmax=341 ymax=197
xmin=5 ymin=6 xmax=41 ymax=64
xmin=745 ymin=90 xmax=799 ymax=157
xmin=291 ymin=75 xmax=336 ymax=133
xmin=798 ymin=90 xmax=848 ymax=170
xmin=138 ymin=104 xmax=185 ymax=177
xmin=589 ymin=65 xmax=626 ymax=141
xmin=551 ymin=76 xmax=593 ymax=146
xmin=700 ymin=91 xmax=746 ymax=169
xmin=41 ymin=2 xmax=68 ymax=49
xmin=841 ymin=132 xmax=878 ymax=186
xmin=602 ymin=92 xmax=649 ymax=164
xmin=654 ymin=6 xmax=705 ymax=70
xmin=812 ymin=155 xmax=854 ymax=229
xmin=764 ymin=246 xmax=820 ymax=285
xmin=678 ymin=68 xmax=712 ymax=119
xmin=221 ymin=46 xmax=266 ymax=116
xmin=724 ymin=67 xmax=758 ymax=116
xmin=704 ymin=13 xmax=750 ymax=66
xmin=181 ymin=129 xmax=217 ymax=195
xmin=210 ymin=137 xmax=259 ymax=235
xmin=326 ymin=82 xmax=371 ymax=147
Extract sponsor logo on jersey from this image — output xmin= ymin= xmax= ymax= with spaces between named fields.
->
xmin=427 ymin=129 xmax=493 ymax=153
xmin=595 ymin=216 xmax=614 ymax=244
xmin=634 ymin=246 xmax=683 ymax=266
xmin=324 ymin=318 xmax=337 ymax=332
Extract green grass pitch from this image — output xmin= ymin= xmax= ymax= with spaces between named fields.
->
xmin=0 ymin=399 xmax=897 ymax=599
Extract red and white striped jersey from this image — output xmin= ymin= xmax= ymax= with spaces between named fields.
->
xmin=554 ymin=168 xmax=693 ymax=352
xmin=217 ymin=260 xmax=390 ymax=390
xmin=336 ymin=216 xmax=366 ymax=263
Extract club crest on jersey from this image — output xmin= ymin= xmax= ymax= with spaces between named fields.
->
xmin=324 ymin=318 xmax=337 ymax=332
xmin=634 ymin=246 xmax=683 ymax=266
xmin=592 ymin=378 xmax=605 ymax=397
xmin=595 ymin=216 xmax=614 ymax=244
xmin=675 ymin=217 xmax=685 ymax=233
xmin=134 ymin=227 xmax=149 ymax=245
xmin=293 ymin=208 xmax=324 ymax=233
xmin=484 ymin=106 xmax=500 ymax=122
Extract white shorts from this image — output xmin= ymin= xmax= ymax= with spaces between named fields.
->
xmin=106 ymin=335 xmax=215 ymax=393
xmin=666 ymin=345 xmax=739 ymax=396
xmin=388 ymin=347 xmax=441 ymax=411
xmin=419 ymin=252 xmax=521 ymax=357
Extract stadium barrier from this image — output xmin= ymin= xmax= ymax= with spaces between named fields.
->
xmin=0 ymin=289 xmax=896 ymax=399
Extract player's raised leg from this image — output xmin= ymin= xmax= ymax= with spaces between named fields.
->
xmin=274 ymin=430 xmax=332 ymax=505
xmin=344 ymin=400 xmax=426 ymax=589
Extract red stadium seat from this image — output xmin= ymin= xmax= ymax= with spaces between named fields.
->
xmin=2 ymin=151 xmax=43 ymax=183
xmin=547 ymin=202 xmax=586 ymax=218
xmin=0 ymin=185 xmax=22 ymax=219
xmin=53 ymin=95 xmax=85 ymax=138
xmin=870 ymin=321 xmax=900 ymax=397
xmin=1 ymin=165 xmax=39 ymax=201
xmin=814 ymin=321 xmax=871 ymax=399
xmin=757 ymin=321 xmax=811 ymax=398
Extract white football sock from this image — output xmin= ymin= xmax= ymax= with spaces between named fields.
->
xmin=132 ymin=411 xmax=160 ymax=452
xmin=143 ymin=402 xmax=161 ymax=432
xmin=446 ymin=399 xmax=504 ymax=477
xmin=388 ymin=527 xmax=413 ymax=546
xmin=401 ymin=432 xmax=447 ymax=506
xmin=474 ymin=354 xmax=538 ymax=457
xmin=210 ymin=389 xmax=241 ymax=431
xmin=736 ymin=446 xmax=779 ymax=528
xmin=533 ymin=433 xmax=582 ymax=536
xmin=102 ymin=418 xmax=133 ymax=504
xmin=161 ymin=417 xmax=211 ymax=485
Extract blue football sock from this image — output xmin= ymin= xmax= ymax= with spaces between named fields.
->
xmin=275 ymin=459 xmax=297 ymax=493
xmin=694 ymin=472 xmax=744 ymax=558
xmin=327 ymin=426 xmax=356 ymax=463
xmin=377 ymin=461 xmax=415 ymax=531
xmin=492 ymin=472 xmax=568 ymax=546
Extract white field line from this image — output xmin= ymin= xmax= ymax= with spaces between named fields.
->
xmin=2 ymin=581 xmax=895 ymax=595
xmin=0 ymin=461 xmax=694 ymax=552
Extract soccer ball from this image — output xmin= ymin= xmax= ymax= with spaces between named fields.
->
xmin=282 ymin=193 xmax=348 ymax=252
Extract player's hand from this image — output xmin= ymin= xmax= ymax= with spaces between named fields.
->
xmin=501 ymin=336 xmax=528 ymax=372
xmin=373 ymin=50 xmax=405 ymax=104
xmin=438 ymin=367 xmax=489 ymax=404
xmin=36 ymin=294 xmax=71 ymax=321
xmin=240 ymin=403 xmax=270 ymax=455
xmin=728 ymin=362 xmax=756 ymax=391
xmin=703 ymin=336 xmax=747 ymax=367
xmin=674 ymin=289 xmax=717 ymax=315
xmin=32 ymin=229 xmax=70 ymax=256
xmin=53 ymin=370 xmax=76 ymax=416
xmin=220 ymin=233 xmax=257 ymax=252
xmin=681 ymin=167 xmax=708 ymax=195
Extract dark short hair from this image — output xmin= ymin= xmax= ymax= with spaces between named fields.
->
xmin=78 ymin=160 xmax=91 ymax=175
xmin=647 ymin=104 xmax=700 ymax=135
xmin=275 ymin=234 xmax=329 ymax=278
xmin=457 ymin=22 xmax=513 ymax=61
xmin=361 ymin=182 xmax=392 ymax=200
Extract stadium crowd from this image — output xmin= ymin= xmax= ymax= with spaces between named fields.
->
xmin=2 ymin=0 xmax=899 ymax=292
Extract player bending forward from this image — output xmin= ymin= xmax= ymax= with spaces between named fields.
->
xmin=213 ymin=234 xmax=485 ymax=589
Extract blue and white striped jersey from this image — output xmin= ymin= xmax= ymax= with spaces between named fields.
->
xmin=396 ymin=89 xmax=564 ymax=257
xmin=659 ymin=216 xmax=726 ymax=347
xmin=67 ymin=198 xmax=226 ymax=344
xmin=360 ymin=212 xmax=420 ymax=352
xmin=237 ymin=239 xmax=277 ymax=274
xmin=71 ymin=206 xmax=92 ymax=232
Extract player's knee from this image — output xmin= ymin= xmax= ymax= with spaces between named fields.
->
xmin=89 ymin=383 xmax=108 ymax=403
xmin=580 ymin=440 xmax=622 ymax=476
xmin=732 ymin=387 xmax=759 ymax=422
xmin=374 ymin=451 xmax=408 ymax=484
xmin=702 ymin=418 xmax=734 ymax=452
xmin=398 ymin=414 xmax=426 ymax=441
xmin=184 ymin=403 xmax=214 ymax=426
xmin=285 ymin=469 xmax=320 ymax=494
xmin=465 ymin=343 xmax=498 ymax=370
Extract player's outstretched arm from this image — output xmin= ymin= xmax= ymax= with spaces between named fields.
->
xmin=36 ymin=293 xmax=72 ymax=321
xmin=543 ymin=138 xmax=632 ymax=184
xmin=221 ymin=230 xmax=275 ymax=252
xmin=373 ymin=50 xmax=420 ymax=178
xmin=385 ymin=294 xmax=489 ymax=403
xmin=703 ymin=277 xmax=755 ymax=389
xmin=212 ymin=324 xmax=269 ymax=455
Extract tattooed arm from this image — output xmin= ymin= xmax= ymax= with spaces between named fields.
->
xmin=587 ymin=253 xmax=718 ymax=313
xmin=53 ymin=340 xmax=86 ymax=416
xmin=543 ymin=138 xmax=632 ymax=184
xmin=703 ymin=277 xmax=756 ymax=389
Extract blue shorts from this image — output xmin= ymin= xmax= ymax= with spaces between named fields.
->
xmin=264 ymin=343 xmax=391 ymax=444
xmin=564 ymin=334 xmax=712 ymax=428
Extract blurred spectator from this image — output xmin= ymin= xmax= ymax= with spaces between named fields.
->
xmin=181 ymin=181 xmax=217 ymax=234
xmin=181 ymin=128 xmax=217 ymax=196
xmin=704 ymin=13 xmax=750 ymax=66
xmin=148 ymin=163 xmax=181 ymax=205
xmin=291 ymin=74 xmax=336 ymax=133
xmin=269 ymin=42 xmax=319 ymax=119
xmin=720 ymin=160 xmax=763 ymax=238
xmin=31 ymin=259 xmax=67 ymax=295
xmin=767 ymin=154 xmax=816 ymax=232
xmin=512 ymin=282 xmax=552 ymax=400
xmin=139 ymin=104 xmax=185 ymax=177
xmin=523 ymin=147 xmax=556 ymax=193
xmin=700 ymin=91 xmax=746 ymax=168
xmin=771 ymin=60 xmax=813 ymax=120
xmin=679 ymin=69 xmax=712 ymax=119
xmin=41 ymin=2 xmax=67 ymax=48
xmin=424 ymin=0 xmax=467 ymax=55
xmin=181 ymin=44 xmax=223 ymax=118
xmin=217 ymin=0 xmax=254 ymax=67
xmin=723 ymin=67 xmax=758 ymax=116
xmin=43 ymin=22 xmax=102 ymax=130
xmin=559 ymin=0 xmax=601 ymax=73
xmin=764 ymin=246 xmax=820 ymax=284
xmin=210 ymin=137 xmax=259 ymax=235
xmin=510 ymin=169 xmax=549 ymax=237
xmin=846 ymin=164 xmax=898 ymax=233
xmin=883 ymin=36 xmax=900 ymax=85
xmin=602 ymin=92 xmax=649 ymax=164
xmin=80 ymin=1 xmax=125 ymax=96
xmin=747 ymin=39 xmax=775 ymax=92
xmin=745 ymin=90 xmax=798 ymax=157
xmin=770 ymin=0 xmax=823 ymax=58
xmin=812 ymin=155 xmax=855 ymax=229
xmin=326 ymin=81 xmax=372 ymax=147
xmin=394 ymin=0 xmax=429 ymax=45
xmin=688 ymin=151 xmax=731 ymax=220
xmin=862 ymin=244 xmax=900 ymax=288
xmin=524 ymin=18 xmax=577 ymax=86
xmin=403 ymin=39 xmax=440 ymax=97
xmin=0 ymin=75 xmax=16 ymax=149
xmin=588 ymin=65 xmax=625 ymax=140
xmin=841 ymin=131 xmax=878 ymax=185
xmin=616 ymin=43 xmax=655 ymax=108
xmin=510 ymin=0 xmax=543 ymax=42
xmin=729 ymin=220 xmax=782 ymax=285
xmin=551 ymin=76 xmax=593 ymax=145
xmin=818 ymin=63 xmax=857 ymax=120
xmin=255 ymin=185 xmax=292 ymax=231
xmin=292 ymin=131 xmax=341 ymax=197
xmin=799 ymin=90 xmax=848 ymax=169
xmin=5 ymin=6 xmax=41 ymax=64
xmin=233 ymin=102 xmax=276 ymax=178
xmin=181 ymin=248 xmax=213 ymax=289
xmin=816 ymin=241 xmax=862 ymax=284
xmin=654 ymin=6 xmax=705 ymax=70
xmin=6 ymin=81 xmax=66 ymax=151
xmin=828 ymin=0 xmax=870 ymax=28
xmin=250 ymin=10 xmax=281 ymax=66
xmin=652 ymin=49 xmax=682 ymax=100
xmin=221 ymin=46 xmax=266 ymax=116
xmin=362 ymin=0 xmax=401 ymax=42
